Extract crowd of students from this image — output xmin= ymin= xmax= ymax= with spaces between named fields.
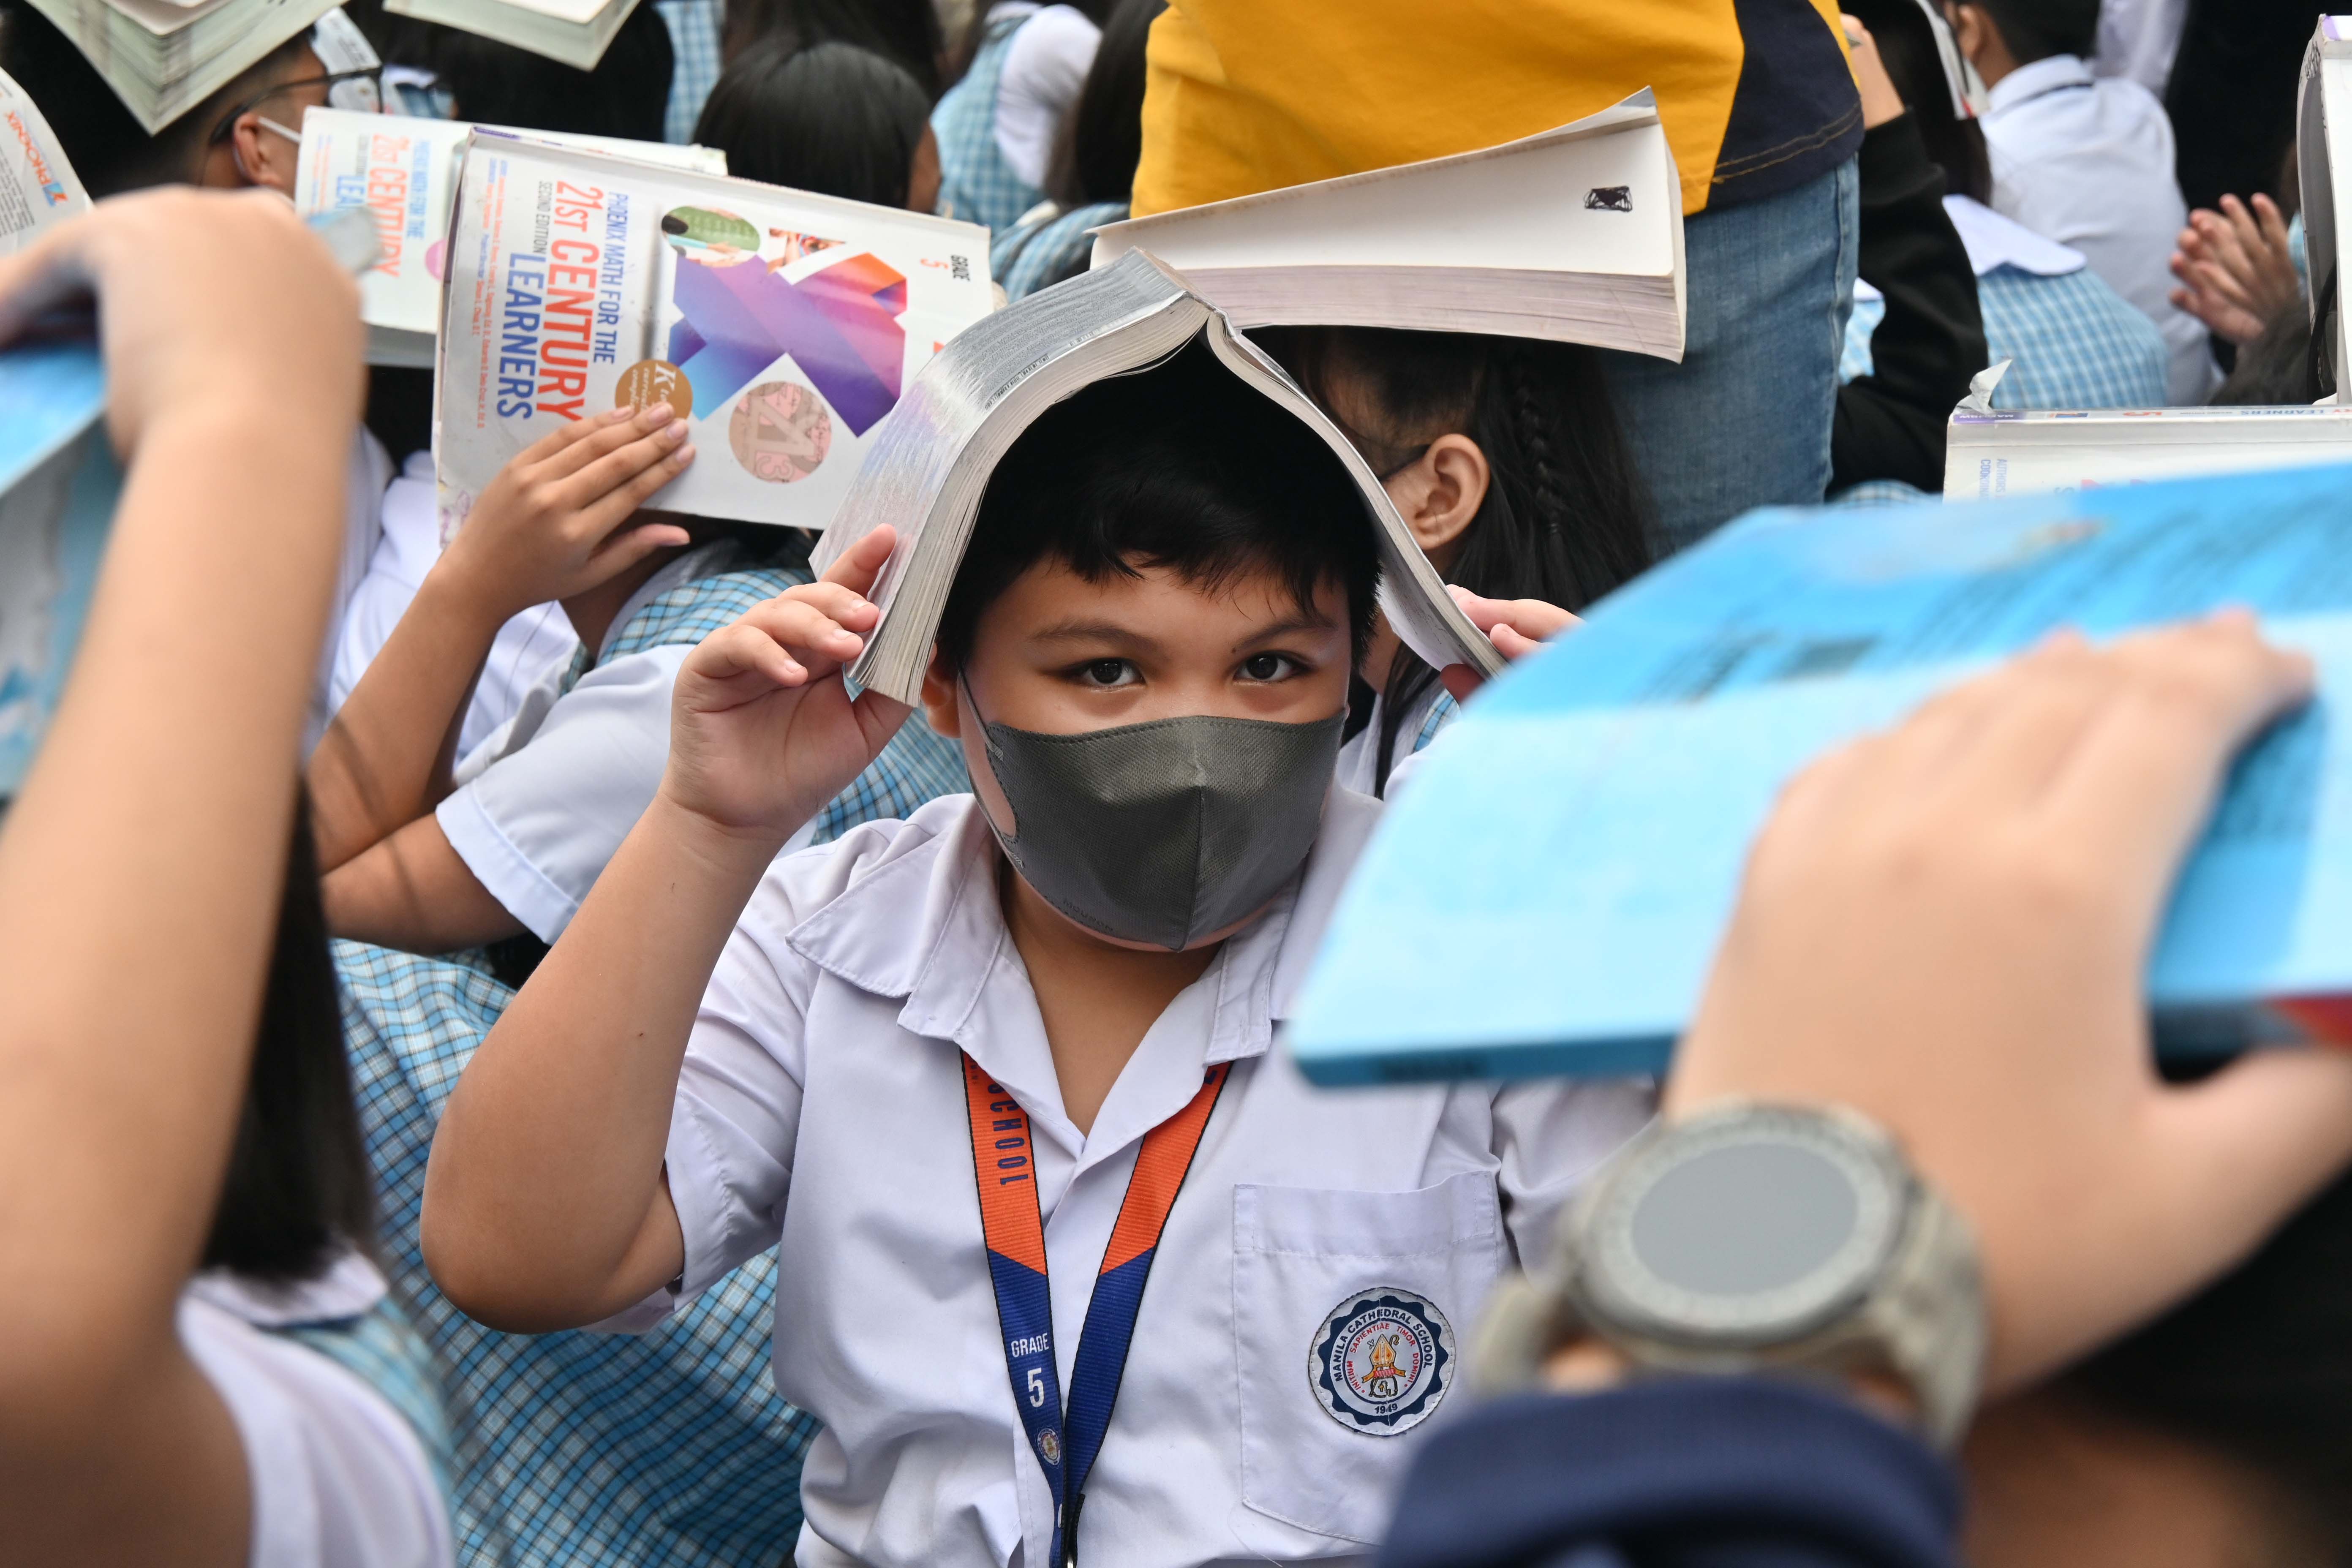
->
xmin=1 ymin=1 xmax=2349 ymax=1565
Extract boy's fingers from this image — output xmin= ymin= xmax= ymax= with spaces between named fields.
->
xmin=517 ymin=404 xmax=638 ymax=468
xmin=819 ymin=526 xmax=899 ymax=596
xmin=587 ymin=519 xmax=693 ymax=575
xmin=691 ymin=623 xmax=808 ymax=690
xmin=2254 ymin=192 xmax=2293 ymax=248
xmin=774 ymin=580 xmax=879 ymax=629
xmin=738 ymin=597 xmax=869 ymax=664
xmin=575 ymin=443 xmax=697 ymax=538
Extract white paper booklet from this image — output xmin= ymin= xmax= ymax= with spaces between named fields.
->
xmin=385 ymin=0 xmax=640 ymax=71
xmin=0 ymin=66 xmax=89 ymax=252
xmin=2299 ymin=19 xmax=2352 ymax=390
xmin=436 ymin=133 xmax=994 ymax=531
xmin=1087 ymin=90 xmax=1685 ymax=360
xmin=1946 ymin=403 xmax=2352 ymax=498
xmin=811 ymin=250 xmax=1506 ymax=705
xmin=292 ymin=108 xmax=724 ymax=367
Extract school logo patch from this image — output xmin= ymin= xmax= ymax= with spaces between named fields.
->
xmin=1309 ymin=1286 xmax=1453 ymax=1435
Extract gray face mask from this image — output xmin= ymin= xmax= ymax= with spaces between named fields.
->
xmin=972 ymin=691 xmax=1344 ymax=951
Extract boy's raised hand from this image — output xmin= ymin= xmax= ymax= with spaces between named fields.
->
xmin=1439 ymin=585 xmax=1582 ymax=701
xmin=435 ymin=405 xmax=698 ymax=620
xmin=660 ymin=526 xmax=912 ymax=844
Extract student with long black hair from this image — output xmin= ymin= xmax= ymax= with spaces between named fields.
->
xmin=0 ymin=187 xmax=455 ymax=1567
xmin=693 ymin=35 xmax=941 ymax=210
xmin=1255 ymin=327 xmax=1655 ymax=795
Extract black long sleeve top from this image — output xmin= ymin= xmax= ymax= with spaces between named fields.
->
xmin=1831 ymin=113 xmax=1990 ymax=494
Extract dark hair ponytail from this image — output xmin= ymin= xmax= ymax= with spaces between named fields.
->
xmin=1256 ymin=327 xmax=1655 ymax=792
xmin=198 ymin=787 xmax=377 ymax=1285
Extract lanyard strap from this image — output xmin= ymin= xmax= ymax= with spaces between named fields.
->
xmin=961 ymin=1053 xmax=1230 ymax=1568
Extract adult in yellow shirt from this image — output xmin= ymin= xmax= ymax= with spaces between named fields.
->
xmin=1132 ymin=0 xmax=1865 ymax=551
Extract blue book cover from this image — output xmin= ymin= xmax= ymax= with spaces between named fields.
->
xmin=0 ymin=340 xmax=114 ymax=798
xmin=1288 ymin=464 xmax=2352 ymax=1085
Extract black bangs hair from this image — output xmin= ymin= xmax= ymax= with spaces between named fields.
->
xmin=199 ymin=787 xmax=377 ymax=1284
xmin=721 ymin=0 xmax=946 ymax=97
xmin=1972 ymin=0 xmax=2097 ymax=65
xmin=937 ymin=336 xmax=1381 ymax=669
xmin=2064 ymin=1165 xmax=2352 ymax=1564
xmin=693 ymin=37 xmax=932 ymax=206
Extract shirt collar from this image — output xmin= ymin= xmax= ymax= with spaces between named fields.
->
xmin=784 ymin=788 xmax=1382 ymax=1145
xmin=1985 ymin=52 xmax=2093 ymax=115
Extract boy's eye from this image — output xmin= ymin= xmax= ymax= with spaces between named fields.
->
xmin=1076 ymin=659 xmax=1139 ymax=688
xmin=1239 ymin=652 xmax=1300 ymax=682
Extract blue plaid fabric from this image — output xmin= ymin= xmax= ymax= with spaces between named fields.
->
xmin=1841 ymin=264 xmax=2167 ymax=409
xmin=278 ymin=1294 xmax=460 ymax=1524
xmin=657 ymin=0 xmax=724 ymax=146
xmin=1411 ymin=689 xmax=1458 ymax=755
xmin=991 ymin=199 xmax=1127 ymax=300
xmin=931 ymin=10 xmax=1042 ymax=236
xmin=336 ymin=554 xmax=971 ymax=1567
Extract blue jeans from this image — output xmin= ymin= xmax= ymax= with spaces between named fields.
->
xmin=1599 ymin=158 xmax=1859 ymax=555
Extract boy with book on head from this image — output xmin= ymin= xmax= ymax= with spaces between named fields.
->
xmin=422 ymin=336 xmax=1653 ymax=1568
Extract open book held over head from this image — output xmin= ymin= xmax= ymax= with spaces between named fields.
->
xmin=1086 ymin=90 xmax=1685 ymax=361
xmin=1287 ymin=467 xmax=2352 ymax=1085
xmin=813 ymin=249 xmax=1505 ymax=705
xmin=435 ymin=133 xmax=994 ymax=534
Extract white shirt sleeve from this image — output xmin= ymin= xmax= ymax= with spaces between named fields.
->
xmin=178 ymin=1293 xmax=453 ymax=1568
xmin=435 ymin=643 xmax=691 ymax=942
xmin=993 ymin=4 xmax=1101 ymax=189
xmin=1489 ymin=1078 xmax=1657 ymax=1271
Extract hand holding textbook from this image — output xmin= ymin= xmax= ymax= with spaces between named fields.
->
xmin=660 ymin=527 xmax=910 ymax=844
xmin=1669 ymin=614 xmax=2352 ymax=1391
xmin=437 ymin=406 xmax=695 ymax=622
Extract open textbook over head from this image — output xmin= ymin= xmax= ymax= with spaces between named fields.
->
xmin=385 ymin=0 xmax=642 ymax=71
xmin=19 ymin=0 xmax=340 ymax=133
xmin=1087 ymin=91 xmax=1685 ymax=359
xmin=292 ymin=108 xmax=724 ymax=367
xmin=811 ymin=249 xmax=1505 ymax=706
xmin=2300 ymin=17 xmax=2352 ymax=393
xmin=435 ymin=133 xmax=994 ymax=531
xmin=1288 ymin=464 xmax=2352 ymax=1084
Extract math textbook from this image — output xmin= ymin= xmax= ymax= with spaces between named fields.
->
xmin=434 ymin=133 xmax=994 ymax=533
xmin=1287 ymin=464 xmax=2352 ymax=1084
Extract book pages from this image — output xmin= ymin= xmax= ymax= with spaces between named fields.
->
xmin=1945 ymin=405 xmax=2352 ymax=498
xmin=385 ymin=0 xmax=640 ymax=71
xmin=24 ymin=0 xmax=339 ymax=131
xmin=814 ymin=250 xmax=1500 ymax=705
xmin=435 ymin=134 xmax=994 ymax=533
xmin=1089 ymin=91 xmax=1684 ymax=359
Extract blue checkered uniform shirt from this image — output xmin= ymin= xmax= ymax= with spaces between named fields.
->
xmin=931 ymin=10 xmax=1043 ymax=236
xmin=657 ymin=0 xmax=724 ymax=146
xmin=991 ymin=200 xmax=1128 ymax=300
xmin=340 ymin=554 xmax=969 ymax=1566
xmin=1842 ymin=264 xmax=2168 ymax=410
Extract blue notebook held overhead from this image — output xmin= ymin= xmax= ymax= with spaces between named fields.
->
xmin=1287 ymin=463 xmax=2352 ymax=1085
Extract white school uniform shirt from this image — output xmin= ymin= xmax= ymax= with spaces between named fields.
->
xmin=179 ymin=1253 xmax=453 ymax=1568
xmin=620 ymin=789 xmax=1655 ymax=1567
xmin=438 ymin=542 xmax=819 ymax=940
xmin=985 ymin=2 xmax=1101 ymax=189
xmin=1979 ymin=53 xmax=2217 ymax=404
xmin=327 ymin=451 xmax=575 ymax=760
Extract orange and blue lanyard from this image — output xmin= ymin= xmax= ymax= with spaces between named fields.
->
xmin=961 ymin=1053 xmax=1230 ymax=1568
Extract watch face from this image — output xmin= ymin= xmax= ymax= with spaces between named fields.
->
xmin=1584 ymin=1108 xmax=1906 ymax=1347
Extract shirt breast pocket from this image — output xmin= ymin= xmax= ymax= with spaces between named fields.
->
xmin=1232 ymin=1170 xmax=1505 ymax=1544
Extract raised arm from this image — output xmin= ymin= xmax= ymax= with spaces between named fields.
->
xmin=307 ymin=407 xmax=695 ymax=871
xmin=0 ymin=190 xmax=362 ymax=1563
xmin=423 ymin=528 xmax=909 ymax=1330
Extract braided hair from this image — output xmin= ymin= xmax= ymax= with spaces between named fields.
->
xmin=1256 ymin=327 xmax=1655 ymax=792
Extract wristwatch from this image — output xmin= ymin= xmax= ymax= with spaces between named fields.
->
xmin=1475 ymin=1101 xmax=1986 ymax=1448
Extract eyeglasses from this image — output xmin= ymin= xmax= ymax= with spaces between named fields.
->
xmin=206 ymin=66 xmax=384 ymax=146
